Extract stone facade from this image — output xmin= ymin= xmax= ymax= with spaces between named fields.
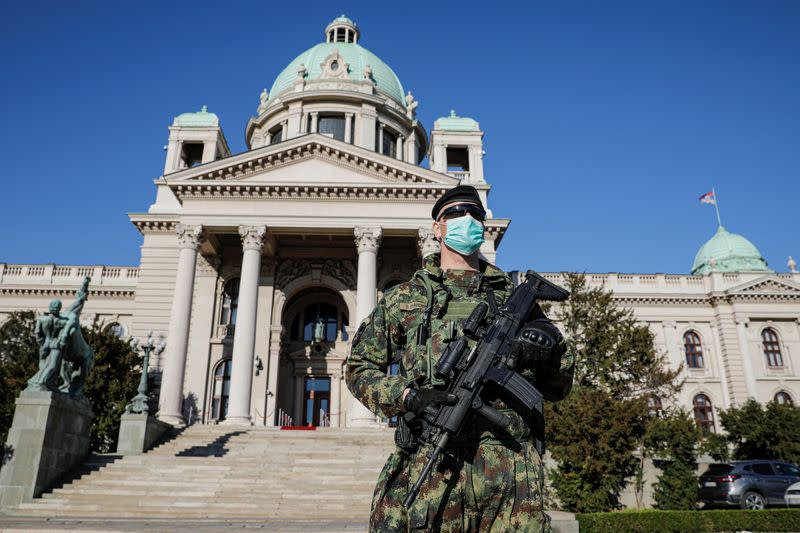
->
xmin=0 ymin=16 xmax=797 ymax=432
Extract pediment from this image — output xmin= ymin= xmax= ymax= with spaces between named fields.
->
xmin=163 ymin=133 xmax=459 ymax=187
xmin=728 ymin=275 xmax=800 ymax=296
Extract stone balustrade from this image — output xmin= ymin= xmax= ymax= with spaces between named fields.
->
xmin=0 ymin=263 xmax=139 ymax=287
xmin=519 ymin=271 xmax=800 ymax=296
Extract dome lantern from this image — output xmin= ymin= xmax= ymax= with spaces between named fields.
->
xmin=325 ymin=15 xmax=359 ymax=44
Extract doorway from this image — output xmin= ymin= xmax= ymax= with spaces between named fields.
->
xmin=303 ymin=376 xmax=331 ymax=427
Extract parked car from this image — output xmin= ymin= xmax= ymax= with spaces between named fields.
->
xmin=698 ymin=460 xmax=800 ymax=510
xmin=786 ymin=481 xmax=800 ymax=507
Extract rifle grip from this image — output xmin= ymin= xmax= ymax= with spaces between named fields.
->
xmin=477 ymin=404 xmax=511 ymax=429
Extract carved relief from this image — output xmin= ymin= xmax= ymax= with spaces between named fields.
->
xmin=260 ymin=257 xmax=276 ymax=277
xmin=319 ymin=50 xmax=350 ymax=80
xmin=275 ymin=259 xmax=311 ymax=289
xmin=737 ymin=280 xmax=800 ymax=295
xmin=197 ymin=254 xmax=220 ymax=276
xmin=418 ymin=227 xmax=440 ymax=258
xmin=323 ymin=259 xmax=356 ymax=289
xmin=176 ymin=224 xmax=203 ymax=249
xmin=239 ymin=225 xmax=267 ymax=252
xmin=354 ymin=227 xmax=382 ymax=253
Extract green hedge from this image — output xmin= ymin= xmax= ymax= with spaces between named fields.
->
xmin=576 ymin=509 xmax=800 ymax=533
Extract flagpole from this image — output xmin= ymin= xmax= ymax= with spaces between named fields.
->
xmin=712 ymin=187 xmax=723 ymax=227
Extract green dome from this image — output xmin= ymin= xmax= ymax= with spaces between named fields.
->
xmin=691 ymin=226 xmax=772 ymax=275
xmin=268 ymin=42 xmax=406 ymax=107
xmin=434 ymin=110 xmax=480 ymax=131
xmin=173 ymin=106 xmax=219 ymax=127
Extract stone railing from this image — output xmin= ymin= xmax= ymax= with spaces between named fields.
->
xmin=0 ymin=264 xmax=140 ymax=287
xmin=447 ymin=171 xmax=469 ymax=182
xmin=522 ymin=271 xmax=800 ymax=295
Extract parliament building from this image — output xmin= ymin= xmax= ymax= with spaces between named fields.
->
xmin=1 ymin=17 xmax=798 ymax=434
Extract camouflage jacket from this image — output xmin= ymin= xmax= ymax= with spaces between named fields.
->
xmin=346 ymin=255 xmax=574 ymax=443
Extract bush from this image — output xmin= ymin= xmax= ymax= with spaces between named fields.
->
xmin=576 ymin=509 xmax=800 ymax=533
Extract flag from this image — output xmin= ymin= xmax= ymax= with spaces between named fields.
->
xmin=699 ymin=191 xmax=716 ymax=204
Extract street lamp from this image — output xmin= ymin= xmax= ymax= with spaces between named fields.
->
xmin=125 ymin=331 xmax=166 ymax=414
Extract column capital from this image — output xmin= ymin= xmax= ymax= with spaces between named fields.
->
xmin=175 ymin=224 xmax=203 ymax=249
xmin=239 ymin=225 xmax=267 ymax=252
xmin=310 ymin=111 xmax=319 ymax=116
xmin=345 ymin=112 xmax=354 ymax=118
xmin=418 ymin=227 xmax=440 ymax=258
xmin=354 ymin=226 xmax=382 ymax=254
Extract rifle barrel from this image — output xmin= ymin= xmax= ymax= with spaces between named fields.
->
xmin=402 ymin=433 xmax=450 ymax=509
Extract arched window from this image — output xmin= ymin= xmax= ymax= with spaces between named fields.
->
xmin=683 ymin=330 xmax=704 ymax=369
xmin=303 ymin=302 xmax=339 ymax=342
xmin=647 ymin=395 xmax=663 ymax=417
xmin=220 ymin=278 xmax=240 ymax=326
xmin=762 ymin=328 xmax=783 ymax=367
xmin=774 ymin=391 xmax=794 ymax=406
xmin=211 ymin=359 xmax=232 ymax=421
xmin=105 ymin=322 xmax=125 ymax=338
xmin=693 ymin=394 xmax=715 ymax=433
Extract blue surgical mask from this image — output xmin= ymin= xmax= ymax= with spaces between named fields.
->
xmin=443 ymin=215 xmax=485 ymax=256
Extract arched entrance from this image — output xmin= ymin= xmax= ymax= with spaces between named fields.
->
xmin=277 ymin=287 xmax=350 ymax=427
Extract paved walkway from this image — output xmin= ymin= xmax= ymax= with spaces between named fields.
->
xmin=0 ymin=516 xmax=368 ymax=532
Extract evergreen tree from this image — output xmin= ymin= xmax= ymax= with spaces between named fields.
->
xmin=709 ymin=399 xmax=800 ymax=464
xmin=644 ymin=411 xmax=700 ymax=510
xmin=82 ymin=323 xmax=141 ymax=453
xmin=546 ymin=272 xmax=683 ymax=512
xmin=0 ymin=311 xmax=39 ymax=463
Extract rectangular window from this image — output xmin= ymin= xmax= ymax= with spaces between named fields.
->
xmin=382 ymin=129 xmax=397 ymax=158
xmin=318 ymin=115 xmax=346 ymax=141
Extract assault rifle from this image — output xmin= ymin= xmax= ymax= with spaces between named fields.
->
xmin=402 ymin=270 xmax=569 ymax=509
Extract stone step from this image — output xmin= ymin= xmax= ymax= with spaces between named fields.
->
xmin=13 ymin=426 xmax=395 ymax=522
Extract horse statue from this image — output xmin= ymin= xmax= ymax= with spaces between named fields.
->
xmin=27 ymin=277 xmax=95 ymax=401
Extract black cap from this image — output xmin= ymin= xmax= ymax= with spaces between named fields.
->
xmin=431 ymin=185 xmax=485 ymax=220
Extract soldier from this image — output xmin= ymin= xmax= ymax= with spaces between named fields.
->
xmin=346 ymin=185 xmax=574 ymax=532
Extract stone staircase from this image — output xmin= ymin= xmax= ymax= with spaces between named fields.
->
xmin=9 ymin=425 xmax=396 ymax=521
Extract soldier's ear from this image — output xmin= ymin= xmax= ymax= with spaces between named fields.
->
xmin=432 ymin=220 xmax=443 ymax=241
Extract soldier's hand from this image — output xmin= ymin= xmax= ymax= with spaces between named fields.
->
xmin=403 ymin=388 xmax=457 ymax=418
xmin=508 ymin=319 xmax=565 ymax=370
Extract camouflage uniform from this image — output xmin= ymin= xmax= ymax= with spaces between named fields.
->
xmin=346 ymin=255 xmax=574 ymax=532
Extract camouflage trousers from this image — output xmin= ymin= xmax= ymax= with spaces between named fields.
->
xmin=369 ymin=440 xmax=550 ymax=533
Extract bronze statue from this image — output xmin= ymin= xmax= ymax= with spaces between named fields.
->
xmin=27 ymin=277 xmax=95 ymax=400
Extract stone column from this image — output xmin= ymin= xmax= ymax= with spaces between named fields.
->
xmin=377 ymin=124 xmax=384 ymax=154
xmin=349 ymin=226 xmax=382 ymax=427
xmin=225 ymin=225 xmax=267 ymax=425
xmin=331 ymin=373 xmax=342 ymax=428
xmin=158 ymin=224 xmax=203 ymax=425
xmin=201 ymin=141 xmax=216 ymax=163
xmin=407 ymin=130 xmax=418 ymax=164
xmin=418 ymin=227 xmax=440 ymax=261
xmin=264 ymin=131 xmax=272 ymax=145
xmin=344 ymin=113 xmax=354 ymax=144
xmin=265 ymin=325 xmax=283 ymax=426
xmin=281 ymin=121 xmax=288 ymax=139
xmin=396 ymin=135 xmax=404 ymax=160
xmin=310 ymin=112 xmax=319 ymax=133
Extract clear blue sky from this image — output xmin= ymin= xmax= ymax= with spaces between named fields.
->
xmin=1 ymin=0 xmax=797 ymax=274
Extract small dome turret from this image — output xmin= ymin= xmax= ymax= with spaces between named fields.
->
xmin=691 ymin=226 xmax=772 ymax=275
xmin=434 ymin=110 xmax=480 ymax=132
xmin=173 ymin=105 xmax=219 ymax=128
